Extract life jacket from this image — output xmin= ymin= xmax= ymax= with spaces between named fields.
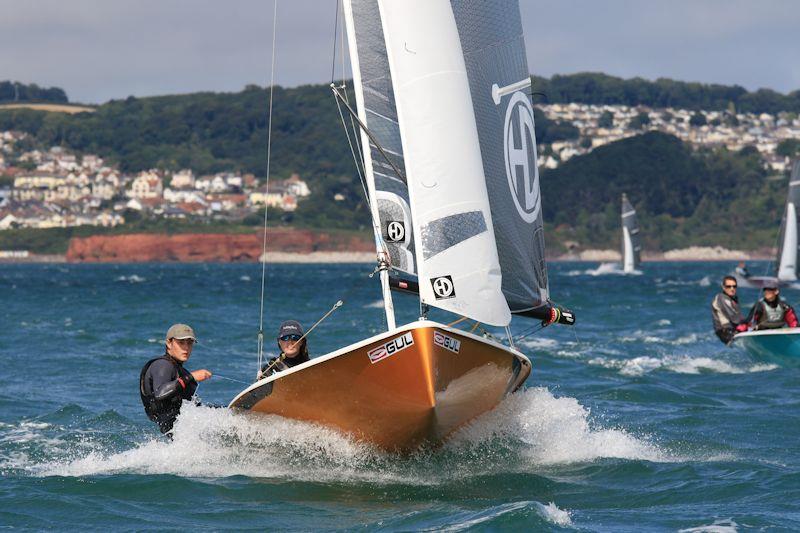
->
xmin=139 ymin=355 xmax=197 ymax=430
xmin=756 ymin=299 xmax=788 ymax=330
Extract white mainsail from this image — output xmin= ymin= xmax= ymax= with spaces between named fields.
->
xmin=776 ymin=161 xmax=800 ymax=281
xmin=621 ymin=193 xmax=641 ymax=273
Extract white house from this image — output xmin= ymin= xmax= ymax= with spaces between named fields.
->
xmin=129 ymin=172 xmax=163 ymax=199
xmin=170 ymin=169 xmax=195 ymax=189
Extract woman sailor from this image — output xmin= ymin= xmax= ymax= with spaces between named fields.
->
xmin=256 ymin=320 xmax=311 ymax=379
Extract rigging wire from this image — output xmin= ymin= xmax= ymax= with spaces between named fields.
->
xmin=257 ymin=0 xmax=279 ymax=376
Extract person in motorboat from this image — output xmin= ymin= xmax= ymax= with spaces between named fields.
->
xmin=711 ymin=275 xmax=746 ymax=344
xmin=744 ymin=283 xmax=799 ymax=330
xmin=139 ymin=323 xmax=213 ymax=435
xmin=735 ymin=261 xmax=751 ymax=278
xmin=256 ymin=320 xmax=311 ymax=380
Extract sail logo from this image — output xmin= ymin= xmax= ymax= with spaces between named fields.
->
xmin=433 ymin=331 xmax=461 ymax=353
xmin=367 ymin=332 xmax=414 ymax=364
xmin=386 ymin=221 xmax=405 ymax=242
xmin=431 ymin=276 xmax=456 ymax=299
xmin=503 ymin=91 xmax=541 ymax=223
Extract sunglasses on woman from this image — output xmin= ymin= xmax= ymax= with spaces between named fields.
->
xmin=279 ymin=334 xmax=302 ymax=342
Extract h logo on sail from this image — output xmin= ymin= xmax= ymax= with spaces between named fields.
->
xmin=386 ymin=221 xmax=406 ymax=243
xmin=502 ymin=91 xmax=541 ymax=223
xmin=431 ymin=276 xmax=456 ymax=299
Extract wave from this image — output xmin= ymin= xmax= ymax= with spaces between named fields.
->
xmin=114 ymin=275 xmax=146 ymax=283
xmin=588 ymin=355 xmax=779 ymax=377
xmin=678 ymin=518 xmax=739 ymax=533
xmin=15 ymin=388 xmax=679 ymax=483
xmin=435 ymin=500 xmax=572 ymax=531
xmin=449 ymin=387 xmax=671 ymax=464
xmin=564 ymin=263 xmax=642 ymax=277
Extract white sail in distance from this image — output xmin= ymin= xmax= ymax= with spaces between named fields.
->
xmin=378 ymin=0 xmax=511 ymax=326
xmin=776 ymin=160 xmax=800 ymax=281
xmin=621 ymin=193 xmax=641 ymax=273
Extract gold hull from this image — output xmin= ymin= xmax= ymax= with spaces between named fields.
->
xmin=229 ymin=321 xmax=531 ymax=452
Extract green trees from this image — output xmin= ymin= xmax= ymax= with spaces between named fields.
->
xmin=598 ymin=111 xmax=614 ymax=128
xmin=689 ymin=112 xmax=707 ymax=126
xmin=0 ymin=81 xmax=68 ymax=103
xmin=541 ymin=131 xmax=780 ymax=251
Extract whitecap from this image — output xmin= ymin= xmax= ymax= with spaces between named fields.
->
xmin=679 ymin=518 xmax=739 ymax=533
xmin=449 ymin=387 xmax=670 ymax=464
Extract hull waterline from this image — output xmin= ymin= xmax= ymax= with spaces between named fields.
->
xmin=229 ymin=321 xmax=531 ymax=451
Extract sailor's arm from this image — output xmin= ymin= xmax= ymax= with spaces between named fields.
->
xmin=149 ymin=360 xmax=196 ymax=401
xmin=785 ymin=305 xmax=798 ymax=327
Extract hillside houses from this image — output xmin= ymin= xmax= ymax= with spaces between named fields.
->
xmin=538 ymin=103 xmax=800 ymax=171
xmin=0 ymin=138 xmax=313 ymax=229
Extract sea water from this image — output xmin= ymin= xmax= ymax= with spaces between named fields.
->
xmin=1 ymin=261 xmax=798 ymax=531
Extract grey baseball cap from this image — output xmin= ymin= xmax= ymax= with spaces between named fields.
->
xmin=166 ymin=323 xmax=196 ymax=341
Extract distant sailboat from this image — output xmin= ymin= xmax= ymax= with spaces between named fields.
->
xmin=735 ymin=160 xmax=800 ymax=289
xmin=229 ymin=0 xmax=574 ymax=451
xmin=621 ymin=193 xmax=642 ymax=273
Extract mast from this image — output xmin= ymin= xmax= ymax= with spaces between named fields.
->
xmin=342 ymin=0 xmax=396 ymax=329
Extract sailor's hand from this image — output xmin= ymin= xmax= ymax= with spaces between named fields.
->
xmin=192 ymin=369 xmax=212 ymax=382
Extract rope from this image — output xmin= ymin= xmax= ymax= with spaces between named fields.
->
xmin=257 ymin=0 xmax=279 ymax=375
xmin=212 ymin=373 xmax=251 ymax=386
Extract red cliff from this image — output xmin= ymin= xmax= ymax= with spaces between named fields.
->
xmin=66 ymin=229 xmax=373 ymax=262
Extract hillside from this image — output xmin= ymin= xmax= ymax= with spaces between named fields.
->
xmin=0 ymin=73 xmax=798 ymax=252
xmin=542 ymin=132 xmax=785 ymax=252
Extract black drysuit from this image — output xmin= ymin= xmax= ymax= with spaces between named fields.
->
xmin=140 ymin=355 xmax=198 ymax=434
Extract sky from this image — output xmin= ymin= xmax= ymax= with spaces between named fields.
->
xmin=1 ymin=0 xmax=798 ymax=104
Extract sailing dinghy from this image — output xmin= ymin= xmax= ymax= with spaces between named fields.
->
xmin=735 ymin=160 xmax=800 ymax=289
xmin=230 ymin=0 xmax=574 ymax=452
xmin=621 ymin=193 xmax=642 ymax=273
xmin=732 ymin=327 xmax=800 ymax=361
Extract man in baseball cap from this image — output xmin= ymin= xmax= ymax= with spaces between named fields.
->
xmin=139 ymin=323 xmax=213 ymax=435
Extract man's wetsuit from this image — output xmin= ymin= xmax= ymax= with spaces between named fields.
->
xmin=140 ymin=355 xmax=198 ymax=434
xmin=711 ymin=292 xmax=744 ymax=344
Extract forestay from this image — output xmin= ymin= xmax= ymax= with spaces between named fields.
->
xmin=379 ymin=0 xmax=511 ymax=326
xmin=776 ymin=160 xmax=800 ymax=281
xmin=621 ymin=193 xmax=641 ymax=272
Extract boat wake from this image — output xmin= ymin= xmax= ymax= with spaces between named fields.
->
xmin=567 ymin=262 xmax=642 ymax=277
xmin=6 ymin=387 xmax=685 ymax=486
